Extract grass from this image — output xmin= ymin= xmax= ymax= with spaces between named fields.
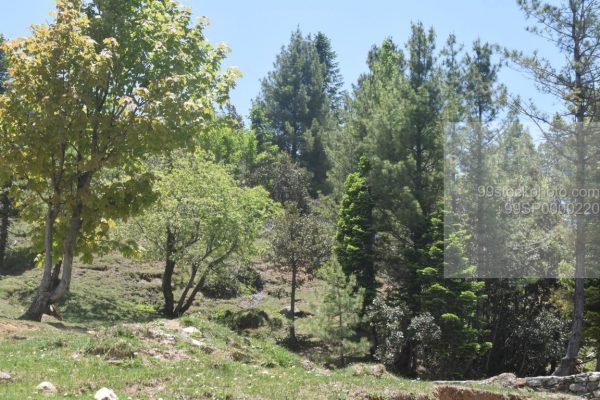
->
xmin=0 ymin=318 xmax=440 ymax=399
xmin=0 ymin=244 xmax=548 ymax=399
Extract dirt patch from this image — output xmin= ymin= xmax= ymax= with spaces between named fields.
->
xmin=0 ymin=319 xmax=44 ymax=337
xmin=143 ymin=347 xmax=189 ymax=361
xmin=124 ymin=380 xmax=166 ymax=397
xmin=351 ymin=386 xmax=534 ymax=400
xmin=434 ymin=386 xmax=528 ymax=400
xmin=350 ymin=388 xmax=432 ymax=400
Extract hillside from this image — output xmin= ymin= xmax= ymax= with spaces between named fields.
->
xmin=0 ymin=251 xmax=551 ymax=400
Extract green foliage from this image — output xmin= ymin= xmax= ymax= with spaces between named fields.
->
xmin=334 ymin=157 xmax=376 ymax=306
xmin=197 ymin=121 xmax=259 ymax=181
xmin=130 ymin=153 xmax=272 ymax=264
xmin=0 ymin=34 xmax=6 ymax=95
xmin=0 ymin=0 xmax=236 ymax=258
xmin=254 ymin=29 xmax=338 ymax=195
xmin=312 ymin=260 xmax=369 ymax=366
xmin=249 ymin=151 xmax=311 ymax=210
xmin=366 ymin=295 xmax=407 ymax=367
xmin=201 ymin=261 xmax=264 ymax=299
xmin=270 ymin=204 xmax=331 ymax=341
xmin=123 ymin=151 xmax=275 ymax=316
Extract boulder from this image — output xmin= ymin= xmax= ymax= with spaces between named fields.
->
xmin=36 ymin=381 xmax=57 ymax=394
xmin=0 ymin=371 xmax=12 ymax=381
xmin=95 ymin=388 xmax=118 ymax=400
xmin=483 ymin=372 xmax=517 ymax=388
xmin=568 ymin=383 xmax=587 ymax=393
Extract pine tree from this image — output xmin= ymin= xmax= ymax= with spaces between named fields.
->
xmin=513 ymin=0 xmax=600 ymax=375
xmin=334 ymin=156 xmax=376 ymax=307
xmin=312 ymin=260 xmax=369 ymax=366
xmin=254 ymin=29 xmax=337 ymax=195
xmin=314 ymin=32 xmax=344 ymax=116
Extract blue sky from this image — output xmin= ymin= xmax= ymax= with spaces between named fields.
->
xmin=2 ymin=0 xmax=560 ymax=124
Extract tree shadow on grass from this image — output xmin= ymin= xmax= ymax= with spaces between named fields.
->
xmin=59 ymin=291 xmax=160 ymax=327
xmin=1 ymin=247 xmax=36 ymax=277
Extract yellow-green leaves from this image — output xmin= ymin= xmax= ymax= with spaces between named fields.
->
xmin=0 ymin=0 xmax=237 ymax=258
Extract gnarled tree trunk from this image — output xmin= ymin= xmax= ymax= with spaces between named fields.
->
xmin=21 ymin=173 xmax=90 ymax=321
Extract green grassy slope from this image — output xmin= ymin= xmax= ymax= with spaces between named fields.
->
xmin=0 ymin=249 xmax=544 ymax=399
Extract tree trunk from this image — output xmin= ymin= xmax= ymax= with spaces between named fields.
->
xmin=21 ymin=172 xmax=90 ymax=321
xmin=289 ymin=266 xmax=297 ymax=343
xmin=162 ymin=228 xmax=176 ymax=318
xmin=174 ymin=262 xmax=199 ymax=317
xmin=554 ymin=123 xmax=587 ymax=376
xmin=0 ymin=181 xmax=11 ymax=271
xmin=178 ymin=272 xmax=208 ymax=316
xmin=20 ymin=207 xmax=58 ymax=321
xmin=49 ymin=201 xmax=83 ymax=303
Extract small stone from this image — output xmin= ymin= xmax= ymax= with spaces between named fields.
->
xmin=95 ymin=388 xmax=118 ymax=400
xmin=36 ymin=381 xmax=57 ymax=394
xmin=182 ymin=326 xmax=199 ymax=335
xmin=0 ymin=371 xmax=12 ymax=380
xmin=594 ymin=389 xmax=600 ymax=397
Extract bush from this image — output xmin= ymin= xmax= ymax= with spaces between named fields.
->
xmin=201 ymin=263 xmax=264 ymax=299
xmin=217 ymin=309 xmax=271 ymax=331
xmin=85 ymin=326 xmax=140 ymax=360
xmin=366 ymin=295 xmax=408 ymax=367
xmin=86 ymin=337 xmax=138 ymax=360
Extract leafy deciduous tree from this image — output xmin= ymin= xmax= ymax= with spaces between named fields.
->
xmin=271 ymin=204 xmax=331 ymax=343
xmin=0 ymin=0 xmax=236 ymax=321
xmin=124 ymin=153 xmax=274 ymax=318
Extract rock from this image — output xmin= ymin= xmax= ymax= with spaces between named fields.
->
xmin=590 ymin=372 xmax=600 ymax=382
xmin=163 ymin=319 xmax=181 ymax=330
xmin=230 ymin=350 xmax=253 ymax=363
xmin=542 ymin=377 xmax=561 ymax=387
xmin=301 ymin=359 xmax=315 ymax=371
xmin=568 ymin=383 xmax=587 ymax=393
xmin=0 ymin=371 xmax=12 ymax=381
xmin=526 ymin=377 xmax=544 ymax=387
xmin=484 ymin=372 xmax=518 ymax=388
xmin=370 ymin=364 xmax=385 ymax=378
xmin=36 ymin=381 xmax=57 ymax=394
xmin=182 ymin=326 xmax=200 ymax=335
xmin=516 ymin=377 xmax=527 ymax=387
xmin=94 ymin=388 xmax=118 ymax=400
xmin=588 ymin=381 xmax=599 ymax=391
